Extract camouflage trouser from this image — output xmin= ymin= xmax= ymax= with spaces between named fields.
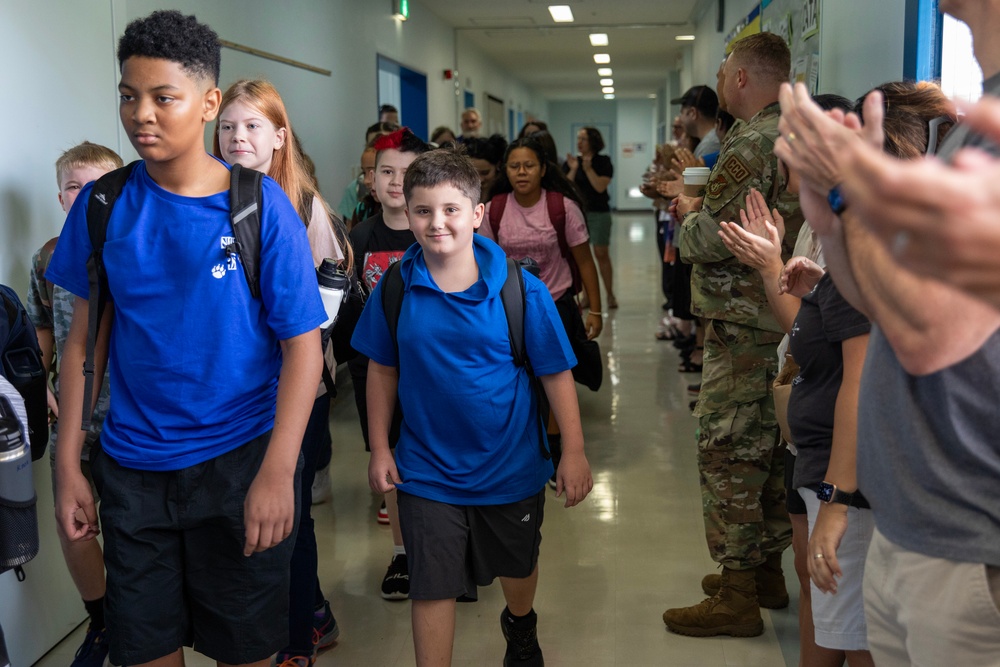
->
xmin=695 ymin=319 xmax=792 ymax=570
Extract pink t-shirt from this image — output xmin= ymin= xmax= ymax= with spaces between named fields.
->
xmin=481 ymin=189 xmax=589 ymax=298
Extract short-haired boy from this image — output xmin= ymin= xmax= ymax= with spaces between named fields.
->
xmin=352 ymin=149 xmax=593 ymax=666
xmin=27 ymin=141 xmax=122 ymax=667
xmin=45 ymin=11 xmax=325 ymax=667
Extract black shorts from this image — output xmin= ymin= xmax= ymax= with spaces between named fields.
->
xmin=397 ymin=490 xmax=545 ymax=600
xmin=784 ymin=448 xmax=806 ymax=515
xmin=671 ymin=259 xmax=695 ymax=321
xmin=91 ymin=431 xmax=300 ymax=665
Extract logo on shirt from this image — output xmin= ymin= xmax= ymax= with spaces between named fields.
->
xmin=213 ymin=236 xmax=238 ymax=278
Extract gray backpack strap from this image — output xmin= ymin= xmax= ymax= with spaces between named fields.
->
xmin=227 ymin=163 xmax=264 ymax=299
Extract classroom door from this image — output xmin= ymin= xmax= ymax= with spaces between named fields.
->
xmin=377 ymin=55 xmax=429 ymax=140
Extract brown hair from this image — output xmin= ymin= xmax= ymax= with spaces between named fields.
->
xmin=858 ymin=81 xmax=956 ymax=160
xmin=403 ymin=148 xmax=481 ymax=206
xmin=729 ymin=32 xmax=791 ymax=85
xmin=55 ymin=141 xmax=123 ymax=188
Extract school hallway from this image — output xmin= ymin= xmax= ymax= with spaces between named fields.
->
xmin=36 ymin=212 xmax=799 ymax=667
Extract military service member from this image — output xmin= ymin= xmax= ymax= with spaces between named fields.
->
xmin=663 ymin=32 xmax=803 ymax=637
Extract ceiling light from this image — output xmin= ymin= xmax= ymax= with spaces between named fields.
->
xmin=600 ymin=78 xmax=614 ymax=86
xmin=675 ymin=35 xmax=696 ymax=41
xmin=602 ymin=86 xmax=615 ymax=94
xmin=548 ymin=5 xmax=574 ymax=22
xmin=594 ymin=53 xmax=611 ymax=64
xmin=604 ymin=94 xmax=615 ymax=100
xmin=648 ymin=93 xmax=657 ymax=99
xmin=597 ymin=68 xmax=613 ymax=77
xmin=589 ymin=33 xmax=608 ymax=46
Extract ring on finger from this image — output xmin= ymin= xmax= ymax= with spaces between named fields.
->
xmin=787 ymin=131 xmax=797 ymax=142
xmin=813 ymin=553 xmax=825 ymax=559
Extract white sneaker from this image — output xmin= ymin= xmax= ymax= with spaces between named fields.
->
xmin=312 ymin=465 xmax=331 ymax=505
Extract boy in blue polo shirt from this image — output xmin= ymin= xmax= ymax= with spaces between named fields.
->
xmin=46 ymin=10 xmax=325 ymax=667
xmin=353 ymin=149 xmax=593 ymax=666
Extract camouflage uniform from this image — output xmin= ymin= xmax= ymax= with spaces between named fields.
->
xmin=27 ymin=238 xmax=110 ymax=464
xmin=676 ymin=102 xmax=801 ymax=570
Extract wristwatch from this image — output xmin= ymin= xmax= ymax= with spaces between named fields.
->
xmin=827 ymin=185 xmax=847 ymax=215
xmin=817 ymin=481 xmax=861 ymax=507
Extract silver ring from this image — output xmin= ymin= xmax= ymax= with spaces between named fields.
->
xmin=787 ymin=132 xmax=797 ymax=142
xmin=891 ymin=231 xmax=911 ymax=256
xmin=813 ymin=554 xmax=825 ymax=559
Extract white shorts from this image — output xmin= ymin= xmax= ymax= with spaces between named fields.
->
xmin=799 ymin=487 xmax=875 ymax=651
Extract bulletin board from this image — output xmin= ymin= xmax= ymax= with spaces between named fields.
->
xmin=761 ymin=0 xmax=821 ymax=92
xmin=724 ymin=1 xmax=821 ymax=93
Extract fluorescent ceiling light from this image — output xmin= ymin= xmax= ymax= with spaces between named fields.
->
xmin=548 ymin=5 xmax=574 ymax=22
xmin=648 ymin=93 xmax=657 ymax=99
xmin=600 ymin=78 xmax=614 ymax=86
xmin=594 ymin=53 xmax=611 ymax=64
xmin=597 ymin=67 xmax=613 ymax=76
xmin=589 ymin=33 xmax=608 ymax=46
xmin=675 ymin=35 xmax=696 ymax=41
xmin=602 ymin=86 xmax=615 ymax=94
xmin=604 ymin=94 xmax=615 ymax=100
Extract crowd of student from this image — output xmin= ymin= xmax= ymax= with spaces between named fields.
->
xmin=3 ymin=3 xmax=1000 ymax=667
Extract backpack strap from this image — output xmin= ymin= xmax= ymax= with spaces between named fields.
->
xmin=228 ymin=163 xmax=265 ymax=299
xmin=82 ymin=162 xmax=138 ymax=431
xmin=488 ymin=193 xmax=508 ymax=239
xmin=545 ymin=191 xmax=582 ymax=293
xmin=381 ymin=261 xmax=405 ymax=360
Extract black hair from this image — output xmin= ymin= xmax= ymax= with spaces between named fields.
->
xmin=366 ymin=121 xmax=400 ymax=144
xmin=379 ymin=104 xmax=398 ymax=114
xmin=813 ymin=94 xmax=854 ymax=113
xmin=528 ymin=130 xmax=559 ymax=166
xmin=117 ymin=10 xmax=221 ymax=85
xmin=580 ymin=126 xmax=605 ymax=154
xmin=403 ymin=148 xmax=481 ymax=206
xmin=373 ymin=128 xmax=431 ymax=166
xmin=465 ymin=134 xmax=508 ymax=167
xmin=518 ymin=120 xmax=548 ymax=139
xmin=489 ymin=137 xmax=585 ymax=209
xmin=715 ymin=110 xmax=736 ymax=133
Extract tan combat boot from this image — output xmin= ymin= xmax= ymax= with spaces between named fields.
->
xmin=700 ymin=552 xmax=790 ymax=609
xmin=663 ymin=567 xmax=765 ymax=637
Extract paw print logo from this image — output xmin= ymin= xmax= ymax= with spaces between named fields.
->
xmin=211 ymin=264 xmax=227 ymax=279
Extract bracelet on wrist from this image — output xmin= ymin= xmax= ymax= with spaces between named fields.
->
xmin=588 ymin=310 xmax=602 ymax=317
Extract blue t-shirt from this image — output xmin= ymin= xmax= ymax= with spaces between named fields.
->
xmin=46 ymin=160 xmax=326 ymax=471
xmin=352 ymin=235 xmax=576 ymax=505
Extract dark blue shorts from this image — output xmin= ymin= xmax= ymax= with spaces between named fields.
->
xmin=91 ymin=431 xmax=300 ymax=665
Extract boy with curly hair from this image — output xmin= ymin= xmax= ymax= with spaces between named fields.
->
xmin=46 ymin=11 xmax=325 ymax=667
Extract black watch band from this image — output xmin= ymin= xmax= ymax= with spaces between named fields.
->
xmin=817 ymin=481 xmax=869 ymax=508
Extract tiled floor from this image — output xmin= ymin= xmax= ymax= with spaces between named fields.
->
xmin=35 ymin=213 xmax=799 ymax=666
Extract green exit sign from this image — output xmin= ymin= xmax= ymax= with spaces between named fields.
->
xmin=393 ymin=0 xmax=409 ymax=20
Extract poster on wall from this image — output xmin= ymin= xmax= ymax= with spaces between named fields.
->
xmin=760 ymin=0 xmax=820 ymax=93
xmin=800 ymin=0 xmax=819 ymax=40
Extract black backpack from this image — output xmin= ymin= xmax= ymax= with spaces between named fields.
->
xmin=82 ymin=161 xmax=265 ymax=429
xmin=0 ymin=285 xmax=48 ymax=460
xmin=379 ymin=257 xmax=550 ymax=459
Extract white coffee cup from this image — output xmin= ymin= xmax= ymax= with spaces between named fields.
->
xmin=682 ymin=167 xmax=712 ymax=197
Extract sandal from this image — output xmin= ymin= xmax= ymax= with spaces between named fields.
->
xmin=655 ymin=324 xmax=682 ymax=341
xmin=678 ymin=359 xmax=703 ymax=373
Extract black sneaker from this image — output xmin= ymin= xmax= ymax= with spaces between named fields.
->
xmin=500 ymin=607 xmax=543 ymax=666
xmin=381 ymin=554 xmax=409 ymax=600
xmin=71 ymin=624 xmax=111 ymax=667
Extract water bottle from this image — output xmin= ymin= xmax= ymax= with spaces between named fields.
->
xmin=317 ymin=259 xmax=348 ymax=329
xmin=0 ymin=401 xmax=33 ymax=504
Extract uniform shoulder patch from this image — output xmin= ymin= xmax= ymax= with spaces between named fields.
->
xmin=721 ymin=153 xmax=752 ymax=184
xmin=706 ymin=173 xmax=729 ymax=199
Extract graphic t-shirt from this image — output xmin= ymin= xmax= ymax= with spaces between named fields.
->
xmin=46 ymin=160 xmax=325 ymax=471
xmin=348 ymin=212 xmax=416 ymax=293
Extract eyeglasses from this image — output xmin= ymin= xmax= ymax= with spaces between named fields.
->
xmin=507 ymin=161 xmax=539 ymax=172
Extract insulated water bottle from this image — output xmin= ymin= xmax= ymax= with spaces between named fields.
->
xmin=317 ymin=259 xmax=348 ymax=329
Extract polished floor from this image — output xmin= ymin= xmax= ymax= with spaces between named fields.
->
xmin=36 ymin=213 xmax=800 ymax=666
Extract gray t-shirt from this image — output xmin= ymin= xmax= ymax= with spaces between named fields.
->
xmin=857 ymin=72 xmax=1000 ymax=566
xmin=694 ymin=128 xmax=720 ymax=160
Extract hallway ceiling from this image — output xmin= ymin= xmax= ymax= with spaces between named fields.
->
xmin=420 ymin=0 xmax=705 ymax=101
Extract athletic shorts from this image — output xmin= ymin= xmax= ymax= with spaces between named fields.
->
xmin=91 ymin=431 xmax=301 ymax=665
xmin=784 ymin=448 xmax=806 ymax=515
xmin=800 ymin=488 xmax=875 ymax=651
xmin=587 ymin=211 xmax=613 ymax=246
xmin=397 ymin=489 xmax=545 ymax=600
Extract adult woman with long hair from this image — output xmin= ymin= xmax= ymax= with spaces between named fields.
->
xmin=214 ymin=78 xmax=351 ymax=667
xmin=564 ymin=126 xmax=617 ymax=308
xmin=481 ymin=137 xmax=602 ymax=474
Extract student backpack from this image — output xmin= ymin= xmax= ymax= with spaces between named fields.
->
xmin=82 ymin=161 xmax=265 ymax=430
xmin=0 ymin=285 xmax=47 ymax=461
xmin=379 ymin=257 xmax=551 ymax=459
xmin=487 ymin=191 xmax=583 ymax=293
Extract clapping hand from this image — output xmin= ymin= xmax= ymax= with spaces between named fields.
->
xmin=780 ymin=256 xmax=825 ymax=297
xmin=717 ymin=189 xmax=784 ymax=273
xmin=672 ymin=146 xmax=704 ymax=172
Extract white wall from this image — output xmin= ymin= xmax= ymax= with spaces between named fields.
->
xmin=818 ymin=0 xmax=907 ymax=98
xmin=548 ymin=98 xmax=656 ymax=211
xmin=690 ymin=0 xmax=761 ymax=87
